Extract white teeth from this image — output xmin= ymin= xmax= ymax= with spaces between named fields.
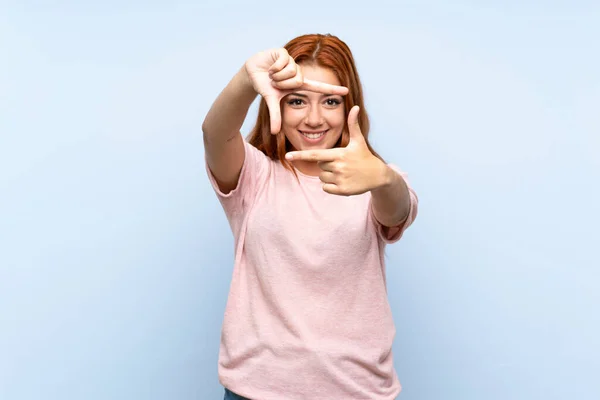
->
xmin=300 ymin=130 xmax=327 ymax=139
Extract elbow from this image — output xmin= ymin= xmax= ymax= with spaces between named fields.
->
xmin=202 ymin=120 xmax=214 ymax=145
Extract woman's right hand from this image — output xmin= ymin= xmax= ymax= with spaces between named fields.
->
xmin=244 ymin=48 xmax=349 ymax=134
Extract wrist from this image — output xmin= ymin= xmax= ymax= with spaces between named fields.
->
xmin=372 ymin=162 xmax=395 ymax=193
xmin=237 ymin=65 xmax=258 ymax=96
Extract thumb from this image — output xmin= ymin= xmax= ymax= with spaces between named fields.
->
xmin=264 ymin=95 xmax=282 ymax=134
xmin=347 ymin=105 xmax=364 ymax=144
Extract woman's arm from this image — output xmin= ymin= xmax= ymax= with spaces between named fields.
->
xmin=370 ymin=166 xmax=412 ymax=227
xmin=202 ymin=67 xmax=257 ymax=194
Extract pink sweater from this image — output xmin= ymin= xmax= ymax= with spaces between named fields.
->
xmin=206 ymin=141 xmax=418 ymax=400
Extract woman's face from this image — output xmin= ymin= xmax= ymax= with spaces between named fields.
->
xmin=281 ymin=63 xmax=346 ymax=153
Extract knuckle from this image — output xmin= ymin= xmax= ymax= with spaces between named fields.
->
xmin=275 ymin=48 xmax=287 ymax=60
xmin=286 ymin=66 xmax=297 ymax=77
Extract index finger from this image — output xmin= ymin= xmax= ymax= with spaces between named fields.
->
xmin=285 ymin=148 xmax=343 ymax=162
xmin=264 ymin=95 xmax=282 ymax=134
xmin=301 ymin=79 xmax=349 ymax=96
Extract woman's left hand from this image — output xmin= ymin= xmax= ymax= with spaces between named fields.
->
xmin=285 ymin=106 xmax=391 ymax=196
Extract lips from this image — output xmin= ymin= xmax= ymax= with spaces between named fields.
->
xmin=299 ymin=130 xmax=328 ymax=139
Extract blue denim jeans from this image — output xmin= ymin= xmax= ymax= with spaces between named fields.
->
xmin=223 ymin=388 xmax=252 ymax=400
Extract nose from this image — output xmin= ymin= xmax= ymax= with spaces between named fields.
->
xmin=304 ymin=105 xmax=324 ymax=127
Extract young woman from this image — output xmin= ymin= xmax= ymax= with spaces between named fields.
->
xmin=203 ymin=33 xmax=418 ymax=400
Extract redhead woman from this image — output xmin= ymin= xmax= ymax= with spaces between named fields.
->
xmin=202 ymin=33 xmax=418 ymax=400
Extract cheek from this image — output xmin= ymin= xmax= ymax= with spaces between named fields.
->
xmin=282 ymin=108 xmax=304 ymax=127
xmin=328 ymin=110 xmax=346 ymax=129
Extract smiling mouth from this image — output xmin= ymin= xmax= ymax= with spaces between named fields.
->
xmin=299 ymin=130 xmax=328 ymax=139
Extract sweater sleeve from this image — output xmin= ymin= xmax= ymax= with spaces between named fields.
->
xmin=205 ymin=140 xmax=270 ymax=233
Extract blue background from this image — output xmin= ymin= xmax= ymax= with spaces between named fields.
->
xmin=1 ymin=1 xmax=598 ymax=399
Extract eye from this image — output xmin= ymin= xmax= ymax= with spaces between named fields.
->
xmin=325 ymin=98 xmax=342 ymax=107
xmin=286 ymin=98 xmax=304 ymax=107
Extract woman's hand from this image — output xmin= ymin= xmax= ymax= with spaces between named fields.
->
xmin=245 ymin=48 xmax=349 ymax=134
xmin=285 ymin=106 xmax=391 ymax=196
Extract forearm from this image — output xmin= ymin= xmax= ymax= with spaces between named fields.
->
xmin=202 ymin=66 xmax=257 ymax=143
xmin=370 ymin=165 xmax=411 ymax=227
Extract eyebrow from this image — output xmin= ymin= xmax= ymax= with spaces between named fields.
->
xmin=287 ymin=92 xmax=342 ymax=98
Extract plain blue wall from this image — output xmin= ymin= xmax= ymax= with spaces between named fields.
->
xmin=1 ymin=1 xmax=598 ymax=399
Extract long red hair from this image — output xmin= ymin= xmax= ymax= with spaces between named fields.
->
xmin=247 ymin=33 xmax=383 ymax=172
